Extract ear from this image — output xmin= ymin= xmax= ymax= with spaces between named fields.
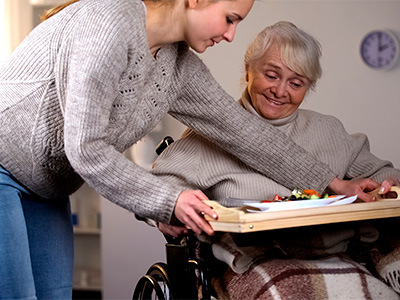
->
xmin=245 ymin=64 xmax=249 ymax=82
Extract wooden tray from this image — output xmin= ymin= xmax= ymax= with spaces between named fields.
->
xmin=204 ymin=188 xmax=400 ymax=233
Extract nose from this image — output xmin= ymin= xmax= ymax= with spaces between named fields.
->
xmin=272 ymin=81 xmax=287 ymax=98
xmin=222 ymin=25 xmax=237 ymax=43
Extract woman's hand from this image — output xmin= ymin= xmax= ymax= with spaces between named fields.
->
xmin=328 ymin=178 xmax=380 ymax=202
xmin=173 ymin=190 xmax=218 ymax=236
xmin=378 ymin=178 xmax=400 ymax=194
xmin=372 ymin=178 xmax=400 ymax=200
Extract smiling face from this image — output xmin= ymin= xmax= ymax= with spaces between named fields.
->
xmin=246 ymin=45 xmax=312 ymax=120
xmin=185 ymin=0 xmax=254 ymax=53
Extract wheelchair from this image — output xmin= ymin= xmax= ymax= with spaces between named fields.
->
xmin=132 ymin=137 xmax=221 ymax=300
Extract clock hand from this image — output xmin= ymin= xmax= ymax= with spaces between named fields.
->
xmin=378 ymin=33 xmax=382 ymax=51
xmin=379 ymin=44 xmax=389 ymax=52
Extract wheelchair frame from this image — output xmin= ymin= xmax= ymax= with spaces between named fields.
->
xmin=132 ymin=235 xmax=216 ymax=300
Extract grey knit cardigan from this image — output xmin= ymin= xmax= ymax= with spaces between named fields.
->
xmin=0 ymin=0 xmax=335 ymax=223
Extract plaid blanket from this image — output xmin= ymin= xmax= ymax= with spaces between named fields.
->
xmin=213 ymin=256 xmax=399 ymax=300
xmin=204 ymin=219 xmax=400 ymax=299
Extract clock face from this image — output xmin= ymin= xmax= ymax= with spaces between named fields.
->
xmin=360 ymin=30 xmax=399 ymax=70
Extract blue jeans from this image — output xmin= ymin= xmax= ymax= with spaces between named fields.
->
xmin=0 ymin=166 xmax=73 ymax=299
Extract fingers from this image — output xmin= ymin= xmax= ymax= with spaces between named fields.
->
xmin=174 ymin=190 xmax=218 ymax=236
xmin=361 ymin=178 xmax=380 ymax=192
xmin=378 ymin=181 xmax=391 ymax=194
xmin=384 ymin=177 xmax=400 ymax=187
xmin=357 ymin=191 xmax=377 ymax=202
xmin=179 ymin=202 xmax=216 ymax=236
xmin=184 ymin=215 xmax=214 ymax=236
xmin=158 ymin=222 xmax=189 ymax=237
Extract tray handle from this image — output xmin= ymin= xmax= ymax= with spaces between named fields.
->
xmin=204 ymin=200 xmax=245 ymax=222
xmin=368 ymin=186 xmax=400 ymax=200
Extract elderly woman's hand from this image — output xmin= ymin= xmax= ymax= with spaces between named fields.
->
xmin=378 ymin=178 xmax=400 ymax=194
xmin=329 ymin=178 xmax=380 ymax=202
xmin=174 ymin=190 xmax=218 ymax=236
xmin=157 ymin=222 xmax=189 ymax=238
xmin=369 ymin=178 xmax=400 ymax=200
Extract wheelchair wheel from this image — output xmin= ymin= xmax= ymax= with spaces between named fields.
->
xmin=133 ymin=263 xmax=173 ymax=300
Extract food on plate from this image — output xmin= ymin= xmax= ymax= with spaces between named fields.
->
xmin=261 ymin=189 xmax=333 ymax=203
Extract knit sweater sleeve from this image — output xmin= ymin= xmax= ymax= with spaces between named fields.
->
xmin=341 ymin=130 xmax=400 ymax=183
xmin=169 ymin=51 xmax=336 ymax=193
xmin=62 ymin=3 xmax=180 ymax=223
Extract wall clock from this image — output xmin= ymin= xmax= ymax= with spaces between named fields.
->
xmin=360 ymin=29 xmax=400 ymax=70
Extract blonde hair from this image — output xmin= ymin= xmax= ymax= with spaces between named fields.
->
xmin=41 ymin=0 xmax=80 ymax=22
xmin=40 ymin=0 xmax=236 ymax=21
xmin=245 ymin=21 xmax=322 ymax=89
xmin=40 ymin=0 xmax=185 ymax=21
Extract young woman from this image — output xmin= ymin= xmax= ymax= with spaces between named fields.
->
xmin=0 ymin=0 xmax=379 ymax=298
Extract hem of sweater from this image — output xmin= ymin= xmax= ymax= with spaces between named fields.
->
xmin=0 ymin=155 xmax=83 ymax=200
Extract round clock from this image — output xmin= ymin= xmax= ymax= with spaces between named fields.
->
xmin=360 ymin=29 xmax=400 ymax=70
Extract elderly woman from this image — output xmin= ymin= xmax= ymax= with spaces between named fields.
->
xmin=151 ymin=22 xmax=400 ymax=299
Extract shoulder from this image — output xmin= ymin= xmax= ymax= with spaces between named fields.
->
xmin=297 ymin=109 xmax=370 ymax=144
xmin=73 ymin=0 xmax=144 ymax=18
xmin=298 ymin=109 xmax=345 ymax=129
xmin=57 ymin=0 xmax=145 ymax=37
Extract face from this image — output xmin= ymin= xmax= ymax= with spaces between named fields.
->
xmin=185 ymin=0 xmax=254 ymax=53
xmin=246 ymin=46 xmax=311 ymax=120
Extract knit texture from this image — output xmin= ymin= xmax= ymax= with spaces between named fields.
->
xmin=152 ymin=91 xmax=400 ymax=201
xmin=0 ymin=0 xmax=336 ymax=223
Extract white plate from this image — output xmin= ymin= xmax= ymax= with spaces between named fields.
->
xmin=244 ymin=195 xmax=354 ymax=212
xmin=328 ymin=195 xmax=357 ymax=206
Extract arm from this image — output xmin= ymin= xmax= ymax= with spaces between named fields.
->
xmin=169 ymin=51 xmax=336 ymax=194
xmin=151 ymin=130 xmax=225 ymax=236
xmin=345 ymin=133 xmax=400 ymax=184
xmin=342 ymin=132 xmax=400 ymax=200
xmin=62 ymin=15 xmax=219 ymax=234
xmin=322 ymin=119 xmax=399 ymax=201
xmin=62 ymin=8 xmax=180 ymax=224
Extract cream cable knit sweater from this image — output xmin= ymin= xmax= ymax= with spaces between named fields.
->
xmin=152 ymin=91 xmax=400 ymax=201
xmin=0 ymin=0 xmax=336 ymax=223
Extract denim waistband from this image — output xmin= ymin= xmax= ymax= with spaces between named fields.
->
xmin=0 ymin=165 xmax=32 ymax=195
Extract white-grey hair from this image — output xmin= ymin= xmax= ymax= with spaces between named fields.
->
xmin=244 ymin=21 xmax=322 ymax=90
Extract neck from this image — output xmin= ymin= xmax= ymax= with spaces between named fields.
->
xmin=144 ymin=1 xmax=185 ymax=56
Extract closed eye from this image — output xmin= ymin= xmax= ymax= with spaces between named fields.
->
xmin=291 ymin=82 xmax=302 ymax=88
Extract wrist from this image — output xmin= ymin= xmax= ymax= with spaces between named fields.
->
xmin=328 ymin=177 xmax=342 ymax=194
